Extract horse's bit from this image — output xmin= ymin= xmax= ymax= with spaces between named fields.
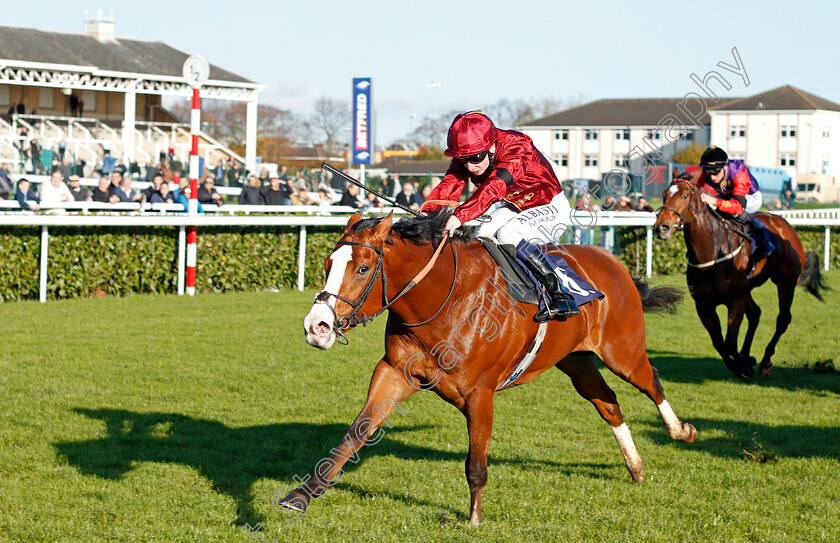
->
xmin=314 ymin=234 xmax=457 ymax=345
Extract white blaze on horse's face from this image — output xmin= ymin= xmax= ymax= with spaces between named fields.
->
xmin=303 ymin=245 xmax=353 ymax=350
xmin=667 ymin=184 xmax=679 ymax=198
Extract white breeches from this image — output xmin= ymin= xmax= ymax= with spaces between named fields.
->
xmin=474 ymin=192 xmax=571 ymax=247
xmin=745 ymin=192 xmax=762 ymax=214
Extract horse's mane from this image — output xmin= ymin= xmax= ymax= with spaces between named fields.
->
xmin=352 ymin=209 xmax=471 ymax=247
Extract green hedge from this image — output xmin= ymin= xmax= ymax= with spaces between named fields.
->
xmin=617 ymin=226 xmax=840 ymax=276
xmin=0 ymin=226 xmax=344 ymax=302
xmin=0 ymin=224 xmax=835 ymax=302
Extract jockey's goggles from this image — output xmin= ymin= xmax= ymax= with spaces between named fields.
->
xmin=702 ymin=166 xmax=724 ymax=175
xmin=456 ymin=150 xmax=490 ymax=164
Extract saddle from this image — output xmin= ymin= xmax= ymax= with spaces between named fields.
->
xmin=477 ymin=238 xmax=604 ymax=308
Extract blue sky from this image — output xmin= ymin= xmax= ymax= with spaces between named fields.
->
xmin=6 ymin=0 xmax=838 ymax=145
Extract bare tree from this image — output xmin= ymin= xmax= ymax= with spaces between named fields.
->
xmin=309 ymin=97 xmax=350 ymax=151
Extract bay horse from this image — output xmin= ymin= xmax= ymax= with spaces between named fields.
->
xmin=278 ymin=210 xmax=696 ymax=526
xmin=654 ymin=171 xmax=828 ymax=378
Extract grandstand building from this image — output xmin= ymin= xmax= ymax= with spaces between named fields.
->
xmin=0 ymin=13 xmax=263 ymax=174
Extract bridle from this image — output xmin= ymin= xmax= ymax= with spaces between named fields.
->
xmin=314 ymin=232 xmax=457 ymax=345
xmin=656 ymin=179 xmax=704 ymax=230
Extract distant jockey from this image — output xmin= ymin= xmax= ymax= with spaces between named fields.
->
xmin=424 ymin=111 xmax=578 ymax=322
xmin=695 ymin=146 xmax=776 ymax=261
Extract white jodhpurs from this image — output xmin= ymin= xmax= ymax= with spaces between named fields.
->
xmin=745 ymin=192 xmax=762 ymax=214
xmin=474 ymin=192 xmax=571 ymax=247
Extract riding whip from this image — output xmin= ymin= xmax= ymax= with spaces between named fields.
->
xmin=321 ymin=162 xmax=421 ymax=217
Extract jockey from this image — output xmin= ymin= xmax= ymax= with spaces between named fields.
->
xmin=425 ymin=111 xmax=578 ymax=322
xmin=696 ymin=146 xmax=775 ymax=260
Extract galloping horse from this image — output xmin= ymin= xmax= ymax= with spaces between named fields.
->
xmin=654 ymin=171 xmax=827 ymax=378
xmin=277 ymin=210 xmax=696 ymax=525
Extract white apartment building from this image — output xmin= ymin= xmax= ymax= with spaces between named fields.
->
xmin=708 ymin=85 xmax=840 ymax=180
xmin=519 ymin=98 xmax=710 ymax=183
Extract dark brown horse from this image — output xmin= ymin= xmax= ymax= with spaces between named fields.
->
xmin=277 ymin=210 xmax=696 ymax=525
xmin=654 ymin=171 xmax=827 ymax=378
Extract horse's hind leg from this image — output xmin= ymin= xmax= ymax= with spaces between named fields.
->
xmin=759 ymin=280 xmax=795 ymax=376
xmin=594 ymin=341 xmax=697 ymax=444
xmin=556 ymin=352 xmax=645 ymax=483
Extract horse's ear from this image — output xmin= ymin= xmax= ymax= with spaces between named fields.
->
xmin=372 ymin=211 xmax=393 ymax=240
xmin=344 ymin=212 xmax=362 ymax=234
xmin=672 ymin=167 xmax=680 ymax=180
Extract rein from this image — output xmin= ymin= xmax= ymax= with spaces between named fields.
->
xmin=656 ymin=180 xmax=704 ymax=230
xmin=315 ymin=231 xmax=456 ymax=344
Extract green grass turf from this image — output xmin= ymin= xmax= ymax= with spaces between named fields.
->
xmin=0 ymin=271 xmax=838 ymax=542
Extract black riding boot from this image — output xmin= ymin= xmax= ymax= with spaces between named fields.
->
xmin=523 ymin=250 xmax=580 ymax=322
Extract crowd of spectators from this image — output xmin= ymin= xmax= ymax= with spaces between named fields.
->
xmin=577 ymin=193 xmax=655 ymax=213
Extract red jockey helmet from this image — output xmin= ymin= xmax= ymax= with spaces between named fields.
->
xmin=443 ymin=111 xmax=496 ymax=158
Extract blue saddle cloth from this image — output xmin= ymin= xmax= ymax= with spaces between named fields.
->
xmin=518 ymin=252 xmax=605 ymax=312
xmin=750 ymin=217 xmax=778 ymax=258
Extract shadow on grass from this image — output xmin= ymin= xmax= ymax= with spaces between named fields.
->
xmin=62 ymin=408 xmax=607 ymax=526
xmin=648 ymin=351 xmax=840 ymax=394
xmin=56 ymin=407 xmax=652 ymax=527
xmin=639 ymin=416 xmax=840 ymax=461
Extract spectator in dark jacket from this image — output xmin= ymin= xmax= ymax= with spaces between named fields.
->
xmin=68 ymin=175 xmax=91 ymax=202
xmin=339 ymin=184 xmax=364 ymax=209
xmin=238 ymin=176 xmax=265 ymax=205
xmin=91 ymin=175 xmax=119 ymax=203
xmin=261 ymin=177 xmax=287 ymax=205
xmin=15 ymin=178 xmax=41 ymax=210
xmin=0 ymin=163 xmax=12 ymax=199
xmin=197 ymin=177 xmax=224 ymax=206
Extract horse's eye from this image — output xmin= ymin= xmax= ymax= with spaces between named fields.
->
xmin=683 ymin=193 xmax=689 ymax=198
xmin=357 ymin=265 xmax=370 ymax=275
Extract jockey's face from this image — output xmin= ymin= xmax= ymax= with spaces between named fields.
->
xmin=707 ymin=165 xmax=726 ymax=184
xmin=462 ymin=144 xmax=495 ymax=176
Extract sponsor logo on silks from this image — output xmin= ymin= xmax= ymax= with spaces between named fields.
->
xmin=516 ymin=205 xmax=559 ymax=224
xmin=554 ymin=267 xmax=594 ymax=296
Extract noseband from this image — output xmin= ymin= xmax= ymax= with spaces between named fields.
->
xmin=656 ymin=181 xmax=703 ymax=230
xmin=314 ymin=233 xmax=455 ymax=345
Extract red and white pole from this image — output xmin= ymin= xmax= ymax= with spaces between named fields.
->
xmin=186 ymin=86 xmax=200 ymax=296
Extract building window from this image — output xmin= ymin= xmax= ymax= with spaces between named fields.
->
xmin=614 ymin=155 xmax=628 ymax=168
xmin=615 ymin=129 xmax=629 ymax=140
xmin=729 ymin=125 xmax=746 ymax=137
xmin=554 ymin=129 xmax=568 ymax=140
xmin=780 ymin=125 xmax=797 ymax=137
xmin=584 ymin=155 xmax=598 ymax=167
xmin=780 ymin=153 xmax=797 ymax=167
xmin=584 ymin=129 xmax=598 ymax=140
xmin=647 ymin=131 xmax=661 ymax=140
xmin=554 ymin=155 xmax=568 ymax=167
xmin=822 ymin=154 xmax=830 ymax=172
xmin=684 ymin=131 xmax=694 ymax=141
xmin=823 ymin=126 xmax=831 ymax=138
xmin=730 ymin=153 xmax=745 ymax=161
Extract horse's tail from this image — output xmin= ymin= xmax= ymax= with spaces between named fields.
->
xmin=633 ymin=278 xmax=684 ymax=314
xmin=800 ymin=250 xmax=830 ymax=302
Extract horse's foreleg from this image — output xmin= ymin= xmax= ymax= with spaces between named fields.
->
xmin=275 ymin=360 xmax=416 ymax=519
xmin=724 ymin=297 xmax=753 ymax=376
xmin=696 ymin=300 xmax=739 ymax=375
xmin=556 ymin=352 xmax=645 ymax=483
xmin=463 ymin=386 xmax=494 ymax=526
xmin=739 ymin=293 xmax=761 ymax=365
xmin=759 ymin=281 xmax=795 ymax=376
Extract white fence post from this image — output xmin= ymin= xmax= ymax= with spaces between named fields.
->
xmin=645 ymin=226 xmax=653 ymax=278
xmin=39 ymin=225 xmax=49 ymax=303
xmin=825 ymin=227 xmax=831 ymax=272
xmin=177 ymin=225 xmax=186 ymax=295
xmin=298 ymin=225 xmax=307 ymax=292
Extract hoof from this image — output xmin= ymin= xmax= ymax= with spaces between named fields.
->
xmin=274 ymin=487 xmax=310 ymax=514
xmin=683 ymin=423 xmax=697 ymax=443
xmin=759 ymin=360 xmax=773 ymax=377
xmin=632 ymin=472 xmax=646 ymax=483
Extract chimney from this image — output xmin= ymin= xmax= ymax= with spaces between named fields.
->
xmin=84 ymin=10 xmax=116 ymax=43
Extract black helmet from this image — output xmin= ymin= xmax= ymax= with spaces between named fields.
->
xmin=699 ymin=146 xmax=728 ymax=170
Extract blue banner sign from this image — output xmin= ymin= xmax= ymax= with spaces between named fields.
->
xmin=352 ymin=77 xmax=372 ymax=165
